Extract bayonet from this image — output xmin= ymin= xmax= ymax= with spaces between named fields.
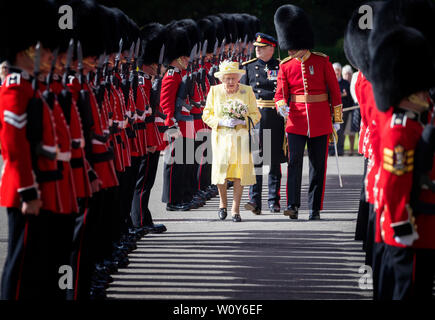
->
xmin=219 ymin=38 xmax=226 ymax=61
xmin=63 ymin=39 xmax=74 ymax=86
xmin=114 ymin=38 xmax=123 ymax=72
xmin=157 ymin=44 xmax=165 ymax=79
xmin=188 ymin=43 xmax=197 ymax=71
xmin=32 ymin=41 xmax=41 ymax=91
xmin=65 ymin=39 xmax=74 ymax=71
xmin=46 ymin=47 xmax=58 ymax=87
xmin=128 ymin=42 xmax=134 ymax=64
xmin=201 ymin=39 xmax=208 ymax=62
xmin=77 ymin=41 xmax=83 ymax=72
xmin=77 ymin=40 xmax=84 ymax=85
xmin=134 ymin=38 xmax=140 ymax=60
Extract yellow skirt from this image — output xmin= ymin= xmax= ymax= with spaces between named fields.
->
xmin=226 ymin=163 xmax=242 ymax=181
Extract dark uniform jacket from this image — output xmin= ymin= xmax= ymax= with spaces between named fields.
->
xmin=241 ymin=57 xmax=286 ymax=164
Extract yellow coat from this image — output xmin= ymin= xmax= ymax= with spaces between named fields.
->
xmin=202 ymin=84 xmax=261 ymax=186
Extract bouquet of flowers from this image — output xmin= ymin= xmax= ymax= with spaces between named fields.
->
xmin=222 ymin=99 xmax=248 ymax=120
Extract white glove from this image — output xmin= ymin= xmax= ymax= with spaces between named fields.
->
xmin=166 ymin=126 xmax=182 ymax=139
xmin=219 ymin=118 xmax=237 ymax=128
xmin=333 ymin=123 xmax=341 ymax=131
xmin=233 ymin=119 xmax=246 ymax=126
xmin=278 ymin=105 xmax=289 ymax=118
xmin=394 ymin=232 xmax=419 ymax=246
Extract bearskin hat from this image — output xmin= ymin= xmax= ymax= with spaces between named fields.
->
xmin=274 ymin=4 xmax=314 ymax=50
xmin=163 ymin=25 xmax=191 ymax=65
xmin=370 ymin=26 xmax=435 ymax=112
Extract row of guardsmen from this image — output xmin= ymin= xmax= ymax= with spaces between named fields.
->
xmin=346 ymin=0 xmax=435 ymax=300
xmin=0 ymin=0 xmax=261 ymax=300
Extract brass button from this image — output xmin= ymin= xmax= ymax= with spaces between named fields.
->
xmin=256 ymin=74 xmax=259 ymax=77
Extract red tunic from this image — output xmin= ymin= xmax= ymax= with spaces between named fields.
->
xmin=376 ymin=111 xmax=435 ymax=249
xmin=160 ymin=67 xmax=194 ymax=139
xmin=140 ymin=74 xmax=162 ymax=149
xmin=274 ymin=51 xmax=342 ymax=138
xmin=0 ymin=72 xmax=39 ymax=208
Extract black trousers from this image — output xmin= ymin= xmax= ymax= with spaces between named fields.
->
xmin=412 ymin=248 xmax=435 ymax=299
xmin=68 ymin=192 xmax=104 ymax=300
xmin=162 ymin=137 xmax=193 ymax=204
xmin=249 ymin=163 xmax=282 ymax=208
xmin=196 ymin=136 xmax=212 ymax=191
xmin=118 ymin=158 xmax=141 ymax=233
xmin=376 ymin=245 xmax=435 ymax=300
xmin=376 ymin=245 xmax=414 ymax=300
xmin=1 ymin=208 xmax=49 ymax=300
xmin=1 ymin=209 xmax=74 ymax=300
xmin=286 ymin=133 xmax=328 ymax=211
xmin=46 ymin=213 xmax=75 ymax=300
xmin=365 ymin=203 xmax=376 ymax=267
xmin=355 ymin=157 xmax=370 ymax=243
xmin=131 ymin=151 xmax=161 ymax=227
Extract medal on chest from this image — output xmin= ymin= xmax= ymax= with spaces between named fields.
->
xmin=267 ymin=70 xmax=278 ymax=81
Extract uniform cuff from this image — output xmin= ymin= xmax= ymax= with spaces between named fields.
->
xmin=333 ymin=104 xmax=344 ymax=123
xmin=391 ymin=221 xmax=413 ymax=237
xmin=276 ymin=100 xmax=287 ymax=108
xmin=18 ymin=186 xmax=39 ymax=203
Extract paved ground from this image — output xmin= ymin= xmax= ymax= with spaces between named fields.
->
xmin=0 ymin=155 xmax=373 ymax=300
xmin=106 ymin=155 xmax=372 ymax=300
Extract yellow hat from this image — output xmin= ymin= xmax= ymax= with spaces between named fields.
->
xmin=214 ymin=60 xmax=246 ymax=79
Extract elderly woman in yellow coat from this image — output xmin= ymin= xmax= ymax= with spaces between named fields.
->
xmin=202 ymin=60 xmax=261 ymax=222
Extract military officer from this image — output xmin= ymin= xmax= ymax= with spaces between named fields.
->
xmin=241 ymin=32 xmax=286 ymax=214
xmin=273 ymin=5 xmax=343 ymax=220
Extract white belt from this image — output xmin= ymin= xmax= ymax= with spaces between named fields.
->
xmin=92 ymin=139 xmax=106 ymax=145
xmin=155 ymin=117 xmax=164 ymax=123
xmin=72 ymin=138 xmax=85 ymax=148
xmin=57 ymin=151 xmax=72 ymax=162
xmin=42 ymin=145 xmax=57 ymax=153
xmin=181 ymin=106 xmax=190 ymax=113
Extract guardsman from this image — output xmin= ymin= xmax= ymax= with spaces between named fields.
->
xmin=242 ymin=32 xmax=286 ymax=215
xmin=0 ymin=1 xmax=63 ymax=300
xmin=273 ymin=4 xmax=343 ymax=220
xmin=160 ymin=25 xmax=194 ymax=211
xmin=370 ymin=24 xmax=435 ymax=300
xmin=344 ymin=1 xmax=386 ymax=276
xmin=129 ymin=22 xmax=167 ymax=233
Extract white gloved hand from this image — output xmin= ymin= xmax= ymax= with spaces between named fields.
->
xmin=278 ymin=105 xmax=289 ymax=118
xmin=219 ymin=118 xmax=237 ymax=128
xmin=333 ymin=123 xmax=341 ymax=131
xmin=233 ymin=119 xmax=246 ymax=126
xmin=394 ymin=232 xmax=419 ymax=246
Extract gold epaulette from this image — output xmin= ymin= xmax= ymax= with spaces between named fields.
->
xmin=312 ymin=51 xmax=328 ymax=58
xmin=280 ymin=56 xmax=293 ymax=65
xmin=242 ymin=58 xmax=258 ymax=66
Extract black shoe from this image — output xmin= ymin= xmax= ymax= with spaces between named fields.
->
xmin=269 ymin=203 xmax=280 ymax=213
xmin=284 ymin=205 xmax=298 ymax=219
xmin=227 ymin=181 xmax=234 ymax=189
xmin=232 ymin=214 xmax=242 ymax=222
xmin=309 ymin=210 xmax=321 ymax=220
xmin=144 ymin=224 xmax=167 ymax=234
xmin=244 ymin=202 xmax=261 ymax=215
xmin=218 ymin=208 xmax=227 ymax=220
xmin=166 ymin=203 xmax=190 ymax=211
